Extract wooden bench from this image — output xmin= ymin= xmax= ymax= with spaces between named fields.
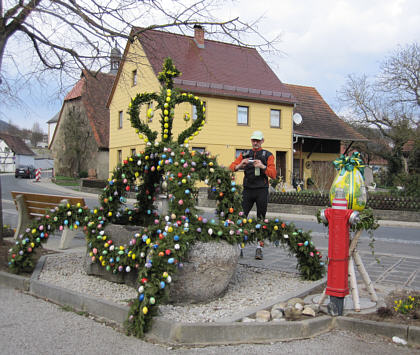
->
xmin=11 ymin=191 xmax=87 ymax=250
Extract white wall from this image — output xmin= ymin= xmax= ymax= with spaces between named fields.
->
xmin=0 ymin=141 xmax=15 ymax=172
xmin=34 ymin=158 xmax=54 ymax=170
xmin=15 ymin=155 xmax=35 ymax=167
xmin=48 ymin=122 xmax=57 ymax=145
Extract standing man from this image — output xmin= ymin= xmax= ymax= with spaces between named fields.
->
xmin=230 ymin=130 xmax=276 ymax=259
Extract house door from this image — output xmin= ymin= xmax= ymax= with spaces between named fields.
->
xmin=276 ymin=151 xmax=286 ymax=179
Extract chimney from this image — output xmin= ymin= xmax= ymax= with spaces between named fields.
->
xmin=193 ymin=25 xmax=205 ymax=49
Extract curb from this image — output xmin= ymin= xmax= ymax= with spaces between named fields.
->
xmin=146 ymin=316 xmax=333 ymax=345
xmin=0 ymin=271 xmax=30 ymax=291
xmin=1 ymin=258 xmax=418 ymax=347
xmin=335 ymin=317 xmax=420 ymax=347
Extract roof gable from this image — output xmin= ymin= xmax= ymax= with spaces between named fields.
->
xmin=286 ymin=84 xmax=366 ymax=141
xmin=80 ymin=71 xmax=115 ymax=149
xmin=54 ymin=71 xmax=115 ymax=149
xmin=0 ymin=133 xmax=35 ymax=155
xmin=125 ymin=28 xmax=295 ymax=105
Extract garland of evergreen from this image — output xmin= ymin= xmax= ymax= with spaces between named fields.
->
xmin=8 ymin=58 xmax=325 ymax=337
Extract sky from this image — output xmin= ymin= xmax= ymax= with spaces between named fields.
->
xmin=1 ymin=0 xmax=419 ymax=133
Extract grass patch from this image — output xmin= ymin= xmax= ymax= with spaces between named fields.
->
xmin=53 ymin=176 xmax=80 ymax=186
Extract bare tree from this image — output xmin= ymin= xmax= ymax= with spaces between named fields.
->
xmin=0 ymin=0 xmax=280 ymax=103
xmin=30 ymin=121 xmax=44 ymax=146
xmin=339 ymin=42 xmax=419 ymax=185
xmin=58 ymin=106 xmax=92 ymax=177
xmin=378 ymin=42 xmax=420 ymax=108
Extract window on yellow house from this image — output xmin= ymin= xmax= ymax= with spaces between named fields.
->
xmin=235 ymin=149 xmax=247 ymax=158
xmin=117 ymin=150 xmax=122 ymax=164
xmin=132 ymin=70 xmax=137 ymax=86
xmin=192 ymin=147 xmax=205 ymax=154
xmin=192 ymin=101 xmax=206 ymax=120
xmin=147 ymin=102 xmax=153 ymax=122
xmin=237 ymin=106 xmax=249 ymax=125
xmin=131 ymin=148 xmax=136 ymax=156
xmin=118 ymin=111 xmax=123 ymax=129
xmin=270 ymin=109 xmax=281 ymax=128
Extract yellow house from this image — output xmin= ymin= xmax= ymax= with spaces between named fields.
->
xmin=107 ymin=26 xmax=296 ymax=185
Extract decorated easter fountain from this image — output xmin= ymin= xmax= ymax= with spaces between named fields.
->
xmin=8 ymin=58 xmax=325 ymax=337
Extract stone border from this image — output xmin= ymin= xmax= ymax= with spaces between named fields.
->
xmin=1 ymin=256 xmax=419 ymax=347
xmin=334 ymin=317 xmax=420 ymax=347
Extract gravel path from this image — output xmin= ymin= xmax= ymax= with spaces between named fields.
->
xmin=39 ymin=252 xmax=312 ymax=322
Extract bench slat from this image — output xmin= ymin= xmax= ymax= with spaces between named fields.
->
xmin=27 ymin=206 xmax=57 ymax=216
xmin=11 ymin=191 xmax=85 ymax=206
xmin=11 ymin=191 xmax=87 ymax=219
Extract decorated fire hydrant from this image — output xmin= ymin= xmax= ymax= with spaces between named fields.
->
xmin=321 ymin=189 xmax=359 ymax=315
xmin=319 ymin=152 xmax=379 ymax=315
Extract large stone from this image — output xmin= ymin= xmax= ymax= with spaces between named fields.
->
xmin=84 ymin=224 xmax=143 ymax=287
xmin=272 ymin=302 xmax=287 ymax=312
xmin=302 ymin=306 xmax=316 ymax=317
xmin=255 ymin=310 xmax=271 ymax=322
xmin=84 ymin=225 xmax=240 ymax=303
xmin=168 ymin=241 xmax=240 ymax=304
xmin=284 ymin=305 xmax=302 ymax=320
xmin=287 ymin=297 xmax=305 ymax=307
xmin=271 ymin=308 xmax=284 ymax=320
xmin=102 ymin=223 xmax=143 ymax=246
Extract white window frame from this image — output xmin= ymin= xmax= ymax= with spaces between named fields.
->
xmin=237 ymin=106 xmax=249 ymax=125
xmin=270 ymin=109 xmax=281 ymax=128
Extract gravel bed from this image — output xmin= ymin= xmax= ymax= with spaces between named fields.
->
xmin=39 ymin=252 xmax=313 ymax=323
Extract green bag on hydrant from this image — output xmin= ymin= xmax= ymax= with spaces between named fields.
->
xmin=330 ymin=152 xmax=367 ymax=211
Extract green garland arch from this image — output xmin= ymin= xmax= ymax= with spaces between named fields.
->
xmin=8 ymin=58 xmax=325 ymax=338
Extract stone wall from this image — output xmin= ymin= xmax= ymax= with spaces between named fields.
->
xmin=50 ymin=101 xmax=108 ymax=179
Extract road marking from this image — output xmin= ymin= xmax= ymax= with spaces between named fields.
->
xmin=375 ymin=258 xmax=404 ymax=283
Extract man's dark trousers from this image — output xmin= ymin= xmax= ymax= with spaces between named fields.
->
xmin=242 ymin=187 xmax=268 ymax=219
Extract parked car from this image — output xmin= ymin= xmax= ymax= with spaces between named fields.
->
xmin=15 ymin=165 xmax=36 ymax=179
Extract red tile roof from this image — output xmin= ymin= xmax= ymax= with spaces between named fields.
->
xmin=0 ymin=133 xmax=35 ymax=155
xmin=133 ymin=28 xmax=295 ymax=105
xmin=285 ymin=84 xmax=367 ymax=141
xmin=80 ymin=71 xmax=115 ymax=149
xmin=55 ymin=71 xmax=115 ymax=149
xmin=64 ymin=77 xmax=85 ymax=100
xmin=402 ymin=140 xmax=414 ymax=153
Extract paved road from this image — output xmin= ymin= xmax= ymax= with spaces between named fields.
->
xmin=1 ymin=285 xmax=417 ymax=355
